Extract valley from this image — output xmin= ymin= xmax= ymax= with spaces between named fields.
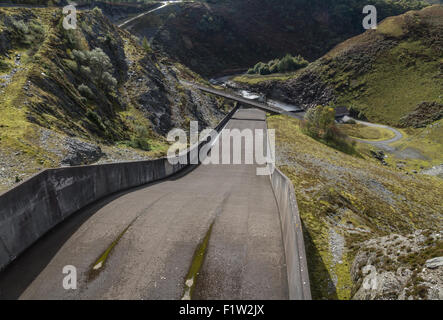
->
xmin=0 ymin=0 xmax=442 ymax=301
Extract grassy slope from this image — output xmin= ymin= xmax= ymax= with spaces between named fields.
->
xmin=267 ymin=114 xmax=443 ymax=299
xmin=338 ymin=123 xmax=397 ymax=140
xmin=389 ymin=119 xmax=443 ymax=169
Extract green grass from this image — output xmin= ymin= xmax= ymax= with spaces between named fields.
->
xmin=338 ymin=123 xmax=396 ymax=141
xmin=377 ymin=14 xmax=407 ymax=37
xmin=388 ymin=119 xmax=443 ymax=169
xmin=232 ymin=70 xmax=302 ymax=85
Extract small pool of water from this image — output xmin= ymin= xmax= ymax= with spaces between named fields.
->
xmin=268 ymin=99 xmax=302 ymax=112
xmin=239 ymin=90 xmax=261 ymax=100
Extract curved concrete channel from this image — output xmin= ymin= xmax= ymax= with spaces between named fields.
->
xmin=0 ymin=109 xmax=290 ymax=300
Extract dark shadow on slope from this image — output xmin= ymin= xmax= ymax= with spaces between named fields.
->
xmin=301 ymin=219 xmax=338 ymax=300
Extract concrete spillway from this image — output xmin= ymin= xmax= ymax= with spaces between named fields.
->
xmin=0 ymin=109 xmax=289 ymax=300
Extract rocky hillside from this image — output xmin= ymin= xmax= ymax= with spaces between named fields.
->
xmin=351 ymin=230 xmax=442 ymax=299
xmin=127 ymin=0 xmax=430 ymax=76
xmin=0 ymin=7 xmax=231 ymax=192
xmin=234 ymin=5 xmax=443 ymax=127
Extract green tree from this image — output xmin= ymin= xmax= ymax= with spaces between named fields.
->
xmin=73 ymin=48 xmax=117 ymax=91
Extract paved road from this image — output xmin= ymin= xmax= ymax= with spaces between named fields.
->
xmin=118 ymin=1 xmax=183 ymax=28
xmin=0 ymin=109 xmax=288 ymax=300
xmin=342 ymin=116 xmax=403 ymax=152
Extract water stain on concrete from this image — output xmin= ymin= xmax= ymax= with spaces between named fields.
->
xmin=182 ymin=223 xmax=214 ymax=300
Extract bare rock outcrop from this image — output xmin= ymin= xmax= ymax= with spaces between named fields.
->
xmin=351 ymin=230 xmax=442 ymax=300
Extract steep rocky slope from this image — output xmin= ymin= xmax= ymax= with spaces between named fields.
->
xmin=0 ymin=7 xmax=231 ymax=192
xmin=128 ymin=0 xmax=430 ymax=76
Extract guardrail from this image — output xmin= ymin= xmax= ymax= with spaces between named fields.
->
xmin=0 ymin=104 xmax=239 ymax=271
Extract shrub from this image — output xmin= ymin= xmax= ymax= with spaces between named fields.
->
xmin=86 ymin=109 xmax=106 ymax=131
xmin=101 ymin=72 xmax=117 ymax=90
xmin=247 ymin=54 xmax=309 ymax=75
xmin=73 ymin=48 xmax=117 ymax=91
xmin=302 ymin=105 xmax=358 ymax=155
xmin=130 ymin=125 xmax=150 ymax=151
xmin=11 ymin=18 xmax=29 ymax=34
xmin=80 ymin=65 xmax=91 ymax=77
xmin=78 ymin=84 xmax=93 ymax=99
xmin=64 ymin=59 xmax=77 ymax=72
xmin=92 ymin=7 xmax=102 ymax=15
xmin=29 ymin=20 xmax=44 ymax=36
xmin=303 ymin=105 xmax=335 ymax=139
xmin=72 ymin=49 xmax=86 ymax=63
xmin=142 ymin=37 xmax=152 ymax=53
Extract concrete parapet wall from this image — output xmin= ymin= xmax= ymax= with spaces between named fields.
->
xmin=270 ymin=167 xmax=312 ymax=300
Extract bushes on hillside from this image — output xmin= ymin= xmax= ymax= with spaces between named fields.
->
xmin=72 ymin=48 xmax=117 ymax=92
xmin=247 ymin=54 xmax=309 ymax=75
xmin=78 ymin=84 xmax=93 ymax=99
xmin=129 ymin=125 xmax=151 ymax=151
xmin=8 ymin=17 xmax=45 ymax=48
xmin=302 ymin=105 xmax=357 ymax=155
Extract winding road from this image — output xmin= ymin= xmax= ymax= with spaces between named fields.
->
xmin=342 ymin=117 xmax=404 ymax=152
xmin=118 ymin=1 xmax=183 ymax=28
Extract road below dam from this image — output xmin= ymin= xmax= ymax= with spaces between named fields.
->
xmin=0 ymin=109 xmax=289 ymax=300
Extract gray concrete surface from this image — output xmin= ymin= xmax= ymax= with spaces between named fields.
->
xmin=270 ymin=168 xmax=311 ymax=300
xmin=0 ymin=106 xmax=238 ymax=273
xmin=0 ymin=109 xmax=289 ymax=300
